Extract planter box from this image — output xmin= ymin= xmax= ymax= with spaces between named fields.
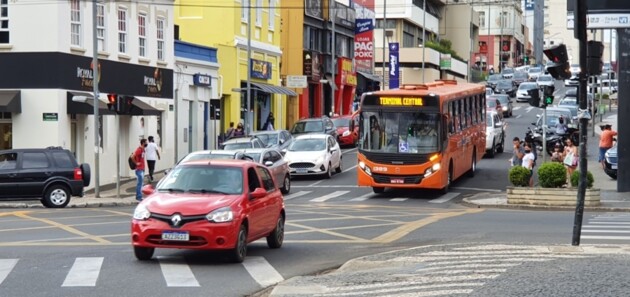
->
xmin=506 ymin=186 xmax=601 ymax=207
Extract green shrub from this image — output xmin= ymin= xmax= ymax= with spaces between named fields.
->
xmin=603 ymin=94 xmax=610 ymax=99
xmin=537 ymin=162 xmax=567 ymax=188
xmin=570 ymin=170 xmax=594 ymax=188
xmin=509 ymin=166 xmax=531 ymax=187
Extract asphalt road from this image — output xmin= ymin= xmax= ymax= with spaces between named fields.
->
xmin=1 ymin=81 xmax=626 ymax=297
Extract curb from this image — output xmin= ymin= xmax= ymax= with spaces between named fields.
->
xmin=0 ymin=199 xmax=139 ymax=209
xmin=462 ymin=196 xmax=630 ymax=212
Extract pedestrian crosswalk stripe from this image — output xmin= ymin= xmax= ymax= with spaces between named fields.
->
xmin=0 ymin=259 xmax=18 ymax=285
xmin=310 ymin=191 xmax=350 ymax=202
xmin=242 ymin=256 xmax=284 ymax=287
xmin=428 ymin=192 xmax=460 ymax=203
xmin=283 ymin=191 xmax=311 ymax=200
xmin=526 ymin=106 xmax=534 ymax=113
xmin=588 ymin=222 xmax=630 ymax=225
xmin=349 ymin=193 xmax=374 ymax=201
xmin=389 ymin=198 xmax=408 ymax=202
xmin=582 ymin=230 xmax=630 ymax=234
xmin=158 ymin=256 xmax=200 ymax=287
xmin=62 ymin=257 xmax=103 ymax=287
xmin=513 ymin=106 xmax=521 ymax=110
xmin=581 ymin=235 xmax=630 ymax=240
xmin=583 ymin=225 xmax=630 ymax=229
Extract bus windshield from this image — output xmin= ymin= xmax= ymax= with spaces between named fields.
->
xmin=360 ymin=111 xmax=440 ymax=154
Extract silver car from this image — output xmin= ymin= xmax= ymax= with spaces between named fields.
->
xmin=251 ymin=130 xmax=293 ymax=151
xmin=240 ymin=148 xmax=291 ymax=194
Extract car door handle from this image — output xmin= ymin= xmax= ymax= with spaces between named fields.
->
xmin=45 ymin=171 xmax=54 ymax=176
xmin=8 ymin=173 xmax=17 ymax=178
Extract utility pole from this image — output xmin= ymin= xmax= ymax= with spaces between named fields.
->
xmin=382 ymin=0 xmax=386 ymax=90
xmin=421 ymin=0 xmax=426 ymax=83
xmin=91 ymin=0 xmax=100 ymax=198
xmin=246 ymin=0 xmax=252 ymax=134
xmin=533 ymin=0 xmax=544 ymax=65
xmin=469 ymin=0 xmax=474 ymax=82
xmin=331 ymin=2 xmax=336 ymax=116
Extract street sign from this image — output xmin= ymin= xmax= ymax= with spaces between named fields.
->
xmin=42 ymin=113 xmax=58 ymax=121
xmin=440 ymin=54 xmax=452 ymax=70
xmin=285 ymin=75 xmax=307 ymax=88
xmin=567 ymin=13 xmax=630 ymax=29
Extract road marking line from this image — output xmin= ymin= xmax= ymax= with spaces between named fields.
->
xmin=0 ymin=259 xmax=18 ymax=285
xmin=158 ymin=256 xmax=200 ymax=287
xmin=13 ymin=213 xmax=110 ymax=244
xmin=349 ymin=193 xmax=374 ymax=201
xmin=283 ymin=191 xmax=311 ymax=200
xmin=308 ymin=179 xmax=325 ymax=187
xmin=293 ymin=185 xmax=358 ymax=188
xmin=310 ymin=191 xmax=350 ymax=202
xmin=516 ymin=114 xmax=522 ymax=119
xmin=372 ymin=209 xmax=484 ymax=243
xmin=513 ymin=106 xmax=521 ymax=110
xmin=242 ymin=256 xmax=284 ymax=287
xmin=429 ymin=192 xmax=461 ymax=204
xmin=582 ymin=230 xmax=630 ymax=233
xmin=581 ymin=235 xmax=630 ymax=240
xmin=389 ymin=198 xmax=408 ymax=202
xmin=342 ymin=165 xmax=358 ymax=173
xmin=451 ymin=187 xmax=503 ymax=193
xmin=62 ymin=257 xmax=103 ymax=287
xmin=588 ymin=222 xmax=630 ymax=225
xmin=526 ymin=106 xmax=534 ymax=113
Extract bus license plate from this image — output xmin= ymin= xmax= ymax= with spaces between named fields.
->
xmin=161 ymin=231 xmax=189 ymax=241
xmin=296 ymin=169 xmax=308 ymax=173
xmin=391 ymin=178 xmax=404 ymax=184
xmin=612 ymin=164 xmax=617 ymax=170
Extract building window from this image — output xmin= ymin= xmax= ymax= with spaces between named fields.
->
xmin=335 ymin=35 xmax=349 ymax=57
xmin=500 ymin=11 xmax=508 ymax=28
xmin=376 ymin=19 xmax=396 ymax=29
xmin=403 ymin=21 xmax=416 ymax=47
xmin=70 ymin=0 xmax=81 ymax=46
xmin=241 ymin=0 xmax=249 ymax=23
xmin=479 ymin=11 xmax=485 ymax=28
xmin=157 ymin=17 xmax=165 ymax=61
xmin=96 ymin=3 xmax=105 ymax=51
xmin=118 ymin=8 xmax=127 ymax=53
xmin=138 ymin=13 xmax=147 ymax=57
xmin=256 ymin=0 xmax=262 ymax=26
xmin=0 ymin=0 xmax=9 ymax=43
xmin=268 ymin=0 xmax=274 ymax=30
xmin=304 ymin=26 xmax=320 ymax=51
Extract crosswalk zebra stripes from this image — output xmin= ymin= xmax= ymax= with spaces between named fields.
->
xmin=581 ymin=213 xmax=630 ymax=243
xmin=0 ymin=259 xmax=17 ymax=286
xmin=62 ymin=257 xmax=104 ymax=287
xmin=283 ymin=190 xmax=459 ymax=204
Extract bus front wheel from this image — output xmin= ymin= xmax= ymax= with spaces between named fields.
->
xmin=440 ymin=163 xmax=453 ymax=194
xmin=372 ymin=187 xmax=385 ymax=194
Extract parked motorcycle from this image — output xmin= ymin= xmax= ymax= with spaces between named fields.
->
xmin=525 ymin=126 xmax=579 ymax=156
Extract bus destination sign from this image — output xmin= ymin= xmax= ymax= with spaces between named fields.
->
xmin=379 ymin=97 xmax=423 ymax=106
xmin=363 ymin=95 xmax=438 ymax=107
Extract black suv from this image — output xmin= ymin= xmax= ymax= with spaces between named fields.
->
xmin=0 ymin=147 xmax=91 ymax=208
xmin=290 ymin=116 xmax=338 ymax=138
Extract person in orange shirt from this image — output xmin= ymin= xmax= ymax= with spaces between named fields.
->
xmin=599 ymin=124 xmax=617 ymax=169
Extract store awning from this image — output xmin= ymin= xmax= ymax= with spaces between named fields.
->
xmin=0 ymin=90 xmax=21 ymax=113
xmin=129 ymin=98 xmax=162 ymax=116
xmin=251 ymin=82 xmax=298 ymax=96
xmin=66 ymin=91 xmax=115 ymax=115
xmin=357 ymin=71 xmax=383 ymax=83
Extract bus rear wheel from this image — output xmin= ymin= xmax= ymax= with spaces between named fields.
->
xmin=372 ymin=187 xmax=385 ymax=194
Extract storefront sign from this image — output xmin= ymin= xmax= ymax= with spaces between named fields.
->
xmin=42 ymin=113 xmax=58 ymax=121
xmin=303 ymin=51 xmax=321 ymax=81
xmin=286 ymin=75 xmax=308 ymax=88
xmin=354 ymin=0 xmax=375 ymax=74
xmin=193 ymin=73 xmax=212 ymax=86
xmin=0 ymin=52 xmax=173 ymax=98
xmin=305 ymin=0 xmax=322 ymax=18
xmin=337 ymin=58 xmax=357 ymax=86
xmin=388 ymin=43 xmax=400 ymax=89
xmin=250 ymin=59 xmax=272 ymax=80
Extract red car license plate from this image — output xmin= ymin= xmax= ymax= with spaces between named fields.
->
xmin=391 ymin=178 xmax=404 ymax=184
xmin=161 ymin=231 xmax=189 ymax=241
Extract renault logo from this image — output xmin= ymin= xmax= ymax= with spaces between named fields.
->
xmin=171 ymin=214 xmax=182 ymax=226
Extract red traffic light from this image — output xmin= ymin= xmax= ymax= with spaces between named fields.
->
xmin=107 ymin=93 xmax=117 ymax=104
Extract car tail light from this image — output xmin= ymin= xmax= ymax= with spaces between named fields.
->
xmin=74 ymin=168 xmax=83 ymax=180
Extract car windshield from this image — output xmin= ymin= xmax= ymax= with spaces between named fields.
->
xmin=243 ymin=153 xmax=261 ymax=162
xmin=539 ymin=114 xmax=571 ymax=127
xmin=493 ymin=95 xmax=509 ymax=105
xmin=486 ymin=88 xmax=493 ymax=95
xmin=223 ymin=142 xmax=253 ymax=150
xmin=291 ymin=121 xmax=324 ymax=133
xmin=487 ymin=99 xmax=497 ymax=108
xmin=254 ymin=133 xmax=278 ymax=146
xmin=529 ymin=67 xmax=541 ymax=73
xmin=514 ymin=72 xmax=528 ymax=79
xmin=538 ymin=76 xmax=552 ymax=81
xmin=519 ymin=83 xmax=537 ymax=90
xmin=157 ymin=166 xmax=243 ymax=195
xmin=332 ymin=118 xmax=350 ymax=128
xmin=360 ymin=111 xmax=440 ymax=154
xmin=181 ymin=152 xmax=235 ymax=163
xmin=289 ymin=139 xmax=327 ymax=151
xmin=496 ymin=80 xmax=512 ymax=88
xmin=502 ymin=68 xmax=514 ymax=74
xmin=488 ymin=75 xmax=502 ymax=82
xmin=559 ymin=98 xmax=577 ymax=106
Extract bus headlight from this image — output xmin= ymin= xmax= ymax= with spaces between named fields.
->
xmin=424 ymin=163 xmax=441 ymax=178
xmin=359 ymin=161 xmax=372 ymax=176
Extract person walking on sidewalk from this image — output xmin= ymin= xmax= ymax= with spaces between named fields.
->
xmin=522 ymin=143 xmax=536 ymax=187
xmin=510 ymin=137 xmax=525 ymax=167
xmin=133 ymin=139 xmax=147 ymax=201
xmin=598 ymin=124 xmax=617 ymax=169
xmin=145 ymin=136 xmax=160 ymax=182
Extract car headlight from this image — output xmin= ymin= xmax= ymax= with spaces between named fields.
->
xmin=133 ymin=204 xmax=151 ymax=220
xmin=502 ymin=106 xmax=508 ymax=111
xmin=206 ymin=206 xmax=234 ymax=223
xmin=315 ymin=156 xmax=325 ymax=164
xmin=342 ymin=130 xmax=351 ymax=137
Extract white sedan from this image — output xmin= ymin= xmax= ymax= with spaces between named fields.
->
xmin=283 ymin=134 xmax=342 ymax=178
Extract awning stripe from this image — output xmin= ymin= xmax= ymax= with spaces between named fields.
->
xmin=251 ymin=82 xmax=298 ymax=96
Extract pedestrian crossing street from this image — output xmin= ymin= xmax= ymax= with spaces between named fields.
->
xmin=283 ymin=189 xmax=461 ymax=204
xmin=312 ymin=245 xmax=592 ymax=297
xmin=0 ymin=255 xmax=284 ymax=288
xmin=581 ymin=213 xmax=630 ymax=243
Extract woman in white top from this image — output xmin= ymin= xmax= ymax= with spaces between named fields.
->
xmin=521 ymin=143 xmax=536 ymax=187
xmin=145 ymin=136 xmax=161 ymax=182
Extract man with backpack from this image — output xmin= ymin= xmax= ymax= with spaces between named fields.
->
xmin=133 ymin=139 xmax=147 ymax=201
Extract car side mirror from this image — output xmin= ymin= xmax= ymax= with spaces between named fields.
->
xmin=281 ymin=149 xmax=287 ymax=156
xmin=495 ymin=122 xmax=503 ymax=128
xmin=141 ymin=184 xmax=155 ymax=196
xmin=279 ymin=139 xmax=284 ymax=145
xmin=250 ymin=187 xmax=267 ymax=199
xmin=264 ymin=161 xmax=273 ymax=167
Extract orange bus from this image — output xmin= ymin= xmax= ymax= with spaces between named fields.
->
xmin=357 ymin=80 xmax=486 ymax=193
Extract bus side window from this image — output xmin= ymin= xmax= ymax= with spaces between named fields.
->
xmin=448 ymin=102 xmax=454 ymax=134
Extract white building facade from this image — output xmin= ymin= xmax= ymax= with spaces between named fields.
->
xmin=0 ymin=0 xmax=175 ymax=189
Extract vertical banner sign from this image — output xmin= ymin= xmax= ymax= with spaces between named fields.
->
xmin=353 ymin=0 xmax=375 ymax=74
xmin=389 ymin=42 xmax=400 ymax=89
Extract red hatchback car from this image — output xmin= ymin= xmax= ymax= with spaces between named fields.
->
xmin=331 ymin=114 xmax=359 ymax=147
xmin=131 ymin=159 xmax=285 ymax=263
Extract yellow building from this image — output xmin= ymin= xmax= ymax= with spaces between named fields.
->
xmin=175 ymin=0 xmax=296 ymax=134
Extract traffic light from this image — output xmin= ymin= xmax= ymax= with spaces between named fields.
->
xmin=527 ymin=89 xmax=540 ymax=108
xmin=541 ymin=85 xmax=554 ymax=108
xmin=587 ymin=41 xmax=604 ymax=76
xmin=116 ymin=95 xmax=134 ymax=115
xmin=107 ymin=93 xmax=117 ymax=112
xmin=524 ymin=56 xmax=529 ymax=65
xmin=543 ymin=44 xmax=571 ymax=80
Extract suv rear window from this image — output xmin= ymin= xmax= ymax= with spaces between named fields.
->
xmin=52 ymin=151 xmax=75 ymax=168
xmin=0 ymin=153 xmax=17 ymax=170
xmin=23 ymin=152 xmax=50 ymax=169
